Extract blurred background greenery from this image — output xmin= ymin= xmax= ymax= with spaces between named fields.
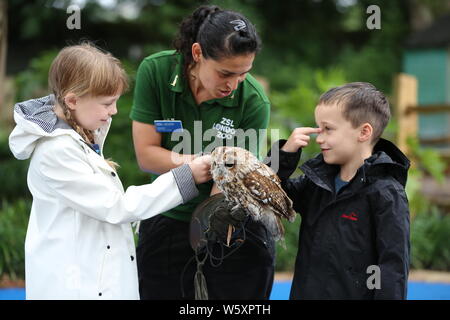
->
xmin=1 ymin=0 xmax=450 ymax=281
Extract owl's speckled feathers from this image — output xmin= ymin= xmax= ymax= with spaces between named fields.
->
xmin=210 ymin=146 xmax=296 ymax=241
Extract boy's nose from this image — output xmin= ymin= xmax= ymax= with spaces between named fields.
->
xmin=316 ymin=133 xmax=324 ymax=144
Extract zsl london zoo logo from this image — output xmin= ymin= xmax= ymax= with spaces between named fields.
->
xmin=212 ymin=117 xmax=236 ymax=140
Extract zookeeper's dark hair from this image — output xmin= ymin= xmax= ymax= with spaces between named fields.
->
xmin=173 ymin=5 xmax=261 ymax=76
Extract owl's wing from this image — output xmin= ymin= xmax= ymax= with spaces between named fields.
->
xmin=243 ymin=164 xmax=296 ymax=222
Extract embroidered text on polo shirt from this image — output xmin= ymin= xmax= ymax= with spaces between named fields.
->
xmin=212 ymin=117 xmax=236 ymax=139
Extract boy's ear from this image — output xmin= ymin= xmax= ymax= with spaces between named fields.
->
xmin=358 ymin=123 xmax=373 ymax=143
xmin=64 ymin=93 xmax=78 ymax=111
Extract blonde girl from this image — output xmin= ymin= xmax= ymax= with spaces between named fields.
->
xmin=9 ymin=43 xmax=212 ymax=300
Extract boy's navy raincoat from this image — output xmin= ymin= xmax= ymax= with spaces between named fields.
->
xmin=268 ymin=138 xmax=410 ymax=299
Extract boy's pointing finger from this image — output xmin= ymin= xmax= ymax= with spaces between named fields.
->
xmin=301 ymin=127 xmax=322 ymax=135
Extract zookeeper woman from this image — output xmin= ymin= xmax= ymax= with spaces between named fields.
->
xmin=130 ymin=5 xmax=273 ymax=299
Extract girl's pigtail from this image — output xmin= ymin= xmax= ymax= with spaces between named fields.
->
xmin=60 ymin=99 xmax=94 ymax=144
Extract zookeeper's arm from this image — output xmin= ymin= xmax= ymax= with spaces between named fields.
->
xmin=132 ymin=121 xmax=195 ymax=174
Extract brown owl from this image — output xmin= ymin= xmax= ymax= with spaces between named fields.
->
xmin=210 ymin=146 xmax=296 ymax=241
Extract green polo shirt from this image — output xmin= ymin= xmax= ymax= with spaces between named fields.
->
xmin=130 ymin=50 xmax=270 ymax=222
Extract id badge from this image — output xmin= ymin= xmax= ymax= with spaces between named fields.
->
xmin=154 ymin=120 xmax=183 ymax=133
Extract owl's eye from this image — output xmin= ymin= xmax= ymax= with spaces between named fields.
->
xmin=225 ymin=162 xmax=234 ymax=168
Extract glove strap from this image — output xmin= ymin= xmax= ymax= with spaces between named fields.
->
xmin=194 ymin=248 xmax=209 ymax=300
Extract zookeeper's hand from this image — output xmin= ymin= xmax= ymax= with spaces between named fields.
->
xmin=189 ymin=154 xmax=212 ymax=184
xmin=281 ymin=127 xmax=322 ymax=152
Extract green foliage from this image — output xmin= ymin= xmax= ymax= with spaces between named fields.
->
xmin=0 ymin=132 xmax=30 ymax=202
xmin=403 ymin=137 xmax=449 ymax=271
xmin=411 ymin=208 xmax=450 ymax=271
xmin=405 ymin=169 xmax=429 ymax=217
xmin=15 ymin=50 xmax=58 ymax=102
xmin=405 ymin=136 xmax=446 ymax=217
xmin=270 ymin=65 xmax=347 ymax=125
xmin=336 ymin=0 xmax=409 ymax=94
xmin=2 ymin=51 xmax=58 ymax=203
xmin=0 ymin=199 xmax=30 ymax=280
xmin=407 ymin=137 xmax=446 ymax=184
xmin=337 ymin=45 xmax=399 ymax=94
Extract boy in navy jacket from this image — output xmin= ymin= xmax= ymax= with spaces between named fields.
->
xmin=268 ymin=82 xmax=410 ymax=299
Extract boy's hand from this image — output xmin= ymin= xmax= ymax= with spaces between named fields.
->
xmin=189 ymin=154 xmax=212 ymax=184
xmin=281 ymin=127 xmax=322 ymax=153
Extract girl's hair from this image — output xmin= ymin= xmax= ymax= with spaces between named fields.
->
xmin=48 ymin=42 xmax=128 ymax=170
xmin=173 ymin=5 xmax=261 ymax=75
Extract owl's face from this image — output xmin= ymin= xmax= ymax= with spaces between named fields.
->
xmin=210 ymin=147 xmax=257 ymax=184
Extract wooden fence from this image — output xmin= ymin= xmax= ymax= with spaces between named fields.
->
xmin=394 ymin=73 xmax=450 ymax=159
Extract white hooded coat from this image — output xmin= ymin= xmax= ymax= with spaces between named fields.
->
xmin=8 ymin=95 xmax=199 ymax=300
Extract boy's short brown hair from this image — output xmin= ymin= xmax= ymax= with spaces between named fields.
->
xmin=318 ymin=82 xmax=390 ymax=144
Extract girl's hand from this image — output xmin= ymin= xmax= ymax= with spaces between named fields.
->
xmin=281 ymin=127 xmax=322 ymax=153
xmin=189 ymin=154 xmax=212 ymax=184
